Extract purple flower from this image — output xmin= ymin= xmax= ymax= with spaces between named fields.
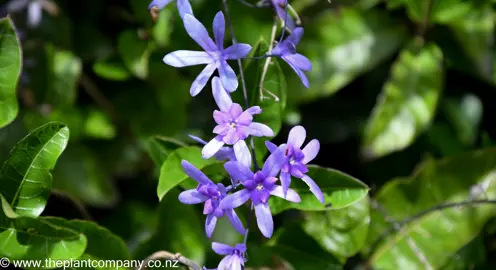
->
xmin=271 ymin=27 xmax=311 ymax=88
xmin=211 ymin=242 xmax=246 ymax=270
xmin=178 ymin=160 xmax=245 ymax=238
xmin=202 ymin=77 xmax=273 ymax=166
xmin=147 ymin=0 xmax=192 ymax=19
xmin=270 ymin=0 xmax=296 ymax=30
xmin=163 ymin=11 xmax=252 ymax=95
xmin=7 ymin=0 xmax=46 ymax=27
xmin=265 ymin=125 xmax=324 ymax=204
xmin=189 ymin=135 xmax=236 ymax=162
xmin=219 ymin=148 xmax=301 ymax=238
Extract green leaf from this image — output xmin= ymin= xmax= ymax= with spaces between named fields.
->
xmin=241 ymin=38 xmax=287 ymax=162
xmin=405 ymin=0 xmax=473 ymax=24
xmin=133 ymin=188 xmax=206 ymax=265
xmin=52 ymin=144 xmax=118 ymax=208
xmin=362 ymin=43 xmax=444 ymax=159
xmin=153 ymin=8 xmax=173 ymax=47
xmin=83 ymin=108 xmax=116 ymax=140
xmin=93 ymin=56 xmax=131 ymax=81
xmin=440 ymin=236 xmax=486 ymax=270
xmin=0 ymin=16 xmax=21 ymax=129
xmin=144 ymin=136 xmax=187 ymax=166
xmin=158 ymin=146 xmax=222 ymax=200
xmin=269 ymin=165 xmax=369 ymax=215
xmin=0 ymin=122 xmax=70 ymax=217
xmin=302 ymin=195 xmax=370 ymax=262
xmin=118 ymin=30 xmax=151 ymax=79
xmin=449 ymin=4 xmax=494 ymax=81
xmin=45 ymin=45 xmax=82 ymax=107
xmin=43 ymin=218 xmax=131 ymax=264
xmin=442 ymin=94 xmax=483 ymax=146
xmin=366 ymin=147 xmax=496 ymax=269
xmin=0 ymin=202 xmax=87 ymax=264
xmin=288 ymin=8 xmax=407 ymax=103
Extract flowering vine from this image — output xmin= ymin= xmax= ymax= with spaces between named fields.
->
xmin=149 ymin=0 xmax=322 ymax=268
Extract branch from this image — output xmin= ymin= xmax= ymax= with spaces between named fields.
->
xmin=138 ymin=251 xmax=202 ymax=270
xmin=368 ymin=199 xmax=496 ymax=257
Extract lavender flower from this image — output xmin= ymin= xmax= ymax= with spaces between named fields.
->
xmin=163 ymin=12 xmax=252 ymax=95
xmin=220 ymin=148 xmax=301 ymax=238
xmin=271 ymin=27 xmax=311 ymax=88
xmin=147 ymin=0 xmax=192 ymax=20
xmin=202 ymin=77 xmax=273 ymax=167
xmin=211 ymin=242 xmax=246 ymax=270
xmin=6 ymin=0 xmax=53 ymax=27
xmin=178 ymin=160 xmax=245 ymax=238
xmin=270 ymin=0 xmax=296 ymax=30
xmin=189 ymin=135 xmax=236 ymax=162
xmin=265 ymin=125 xmax=324 ymax=204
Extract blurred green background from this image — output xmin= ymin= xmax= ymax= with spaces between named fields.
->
xmin=2 ymin=0 xmax=496 ymax=269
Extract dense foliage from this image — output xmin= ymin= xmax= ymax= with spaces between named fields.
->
xmin=1 ymin=0 xmax=496 ymax=269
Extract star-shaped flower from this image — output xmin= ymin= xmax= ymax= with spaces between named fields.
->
xmin=147 ymin=0 xmax=192 ymax=21
xmin=202 ymin=77 xmax=273 ymax=167
xmin=178 ymin=160 xmax=245 ymax=238
xmin=206 ymin=242 xmax=246 ymax=270
xmin=163 ymin=12 xmax=252 ymax=96
xmin=271 ymin=27 xmax=311 ymax=88
xmin=220 ymin=148 xmax=301 ymax=238
xmin=265 ymin=125 xmax=324 ymax=204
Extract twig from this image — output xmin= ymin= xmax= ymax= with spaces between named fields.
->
xmin=259 ymin=16 xmax=278 ymax=101
xmin=50 ymin=189 xmax=93 ymax=221
xmin=137 ymin=251 xmax=201 ymax=270
xmin=222 ymin=0 xmax=259 ymax=170
xmin=417 ymin=0 xmax=434 ymax=38
xmin=368 ymin=199 xmax=496 ymax=258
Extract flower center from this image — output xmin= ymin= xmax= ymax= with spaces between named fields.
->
xmin=256 ymin=184 xmax=264 ymax=191
xmin=289 ymin=158 xmax=295 ymax=165
xmin=210 ymin=51 xmax=223 ymax=63
xmin=229 ymin=122 xmax=237 ymax=129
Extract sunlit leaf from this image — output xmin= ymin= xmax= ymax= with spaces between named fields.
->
xmin=269 ymin=165 xmax=369 ymax=215
xmin=405 ymin=0 xmax=473 ymax=24
xmin=0 ymin=16 xmax=21 ymax=129
xmin=442 ymin=94 xmax=483 ymax=145
xmin=83 ymin=108 xmax=116 ymax=140
xmin=366 ymin=147 xmax=496 ymax=269
xmin=288 ymin=8 xmax=408 ymax=103
xmin=153 ymin=8 xmax=173 ymax=47
xmin=93 ymin=56 xmax=131 ymax=81
xmin=144 ymin=136 xmax=187 ymax=166
xmin=302 ymin=195 xmax=370 ymax=262
xmin=0 ymin=122 xmax=70 ymax=217
xmin=362 ymin=43 xmax=444 ymax=159
xmin=118 ymin=30 xmax=151 ymax=79
xmin=157 ymin=147 xmax=221 ymax=200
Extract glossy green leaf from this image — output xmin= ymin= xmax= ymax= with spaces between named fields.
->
xmin=242 ymin=38 xmax=287 ymax=162
xmin=45 ymin=45 xmax=82 ymax=107
xmin=0 ymin=122 xmax=70 ymax=217
xmin=158 ymin=146 xmax=221 ymax=200
xmin=450 ymin=4 xmax=494 ymax=81
xmin=0 ymin=202 xmax=87 ymax=264
xmin=367 ymin=147 xmax=496 ymax=269
xmin=133 ymin=188 xmax=206 ymax=265
xmin=440 ymin=236 xmax=486 ymax=270
xmin=93 ymin=56 xmax=131 ymax=81
xmin=0 ymin=16 xmax=21 ymax=129
xmin=269 ymin=165 xmax=369 ymax=215
xmin=43 ymin=218 xmax=131 ymax=264
xmin=52 ymin=144 xmax=118 ymax=208
xmin=288 ymin=8 xmax=408 ymax=103
xmin=144 ymin=136 xmax=187 ymax=166
xmin=362 ymin=43 xmax=444 ymax=159
xmin=302 ymin=195 xmax=370 ymax=262
xmin=118 ymin=30 xmax=151 ymax=79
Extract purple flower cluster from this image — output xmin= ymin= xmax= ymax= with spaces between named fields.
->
xmin=150 ymin=0 xmax=321 ymax=268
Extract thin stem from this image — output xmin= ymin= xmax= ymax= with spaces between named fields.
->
xmin=222 ymin=0 xmax=259 ymax=170
xmin=51 ymin=189 xmax=93 ymax=221
xmin=235 ymin=0 xmax=260 ymax=8
xmin=243 ymin=204 xmax=255 ymax=245
xmin=278 ymin=2 xmax=291 ymax=44
xmin=259 ymin=16 xmax=278 ymax=101
xmin=137 ymin=251 xmax=201 ymax=270
xmin=367 ymin=199 xmax=496 ymax=258
xmin=287 ymin=4 xmax=301 ymax=26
